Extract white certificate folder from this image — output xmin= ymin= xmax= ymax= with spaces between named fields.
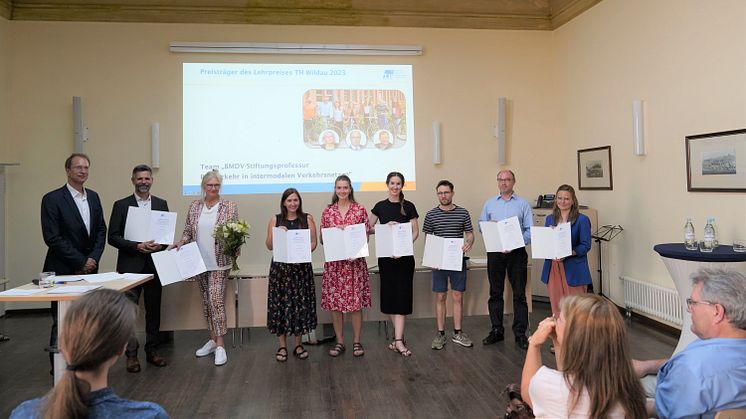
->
xmin=124 ymin=206 xmax=178 ymax=245
xmin=151 ymin=242 xmax=207 ymax=286
xmin=272 ymin=227 xmax=312 ymax=264
xmin=530 ymin=223 xmax=572 ymax=260
xmin=322 ymin=223 xmax=369 ymax=262
xmin=374 ymin=222 xmax=414 ymax=258
xmin=479 ymin=216 xmax=526 ymax=252
xmin=422 ymin=234 xmax=464 ymax=271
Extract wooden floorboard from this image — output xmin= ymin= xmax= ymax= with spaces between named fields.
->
xmin=0 ymin=302 xmax=677 ymax=418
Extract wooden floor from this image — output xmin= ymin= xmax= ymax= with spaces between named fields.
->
xmin=0 ymin=302 xmax=677 ymax=418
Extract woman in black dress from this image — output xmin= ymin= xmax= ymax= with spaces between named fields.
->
xmin=265 ymin=188 xmax=318 ymax=361
xmin=369 ymin=172 xmax=419 ymax=356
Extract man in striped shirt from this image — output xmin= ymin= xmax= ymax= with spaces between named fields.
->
xmin=422 ymin=180 xmax=475 ymax=350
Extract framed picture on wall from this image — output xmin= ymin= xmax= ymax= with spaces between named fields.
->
xmin=686 ymin=129 xmax=746 ymax=192
xmin=577 ymin=146 xmax=613 ymax=190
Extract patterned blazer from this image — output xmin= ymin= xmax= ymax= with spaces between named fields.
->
xmin=181 ymin=199 xmax=239 ymax=271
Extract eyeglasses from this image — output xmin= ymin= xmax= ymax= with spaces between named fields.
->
xmin=205 ymin=184 xmax=221 ymax=189
xmin=686 ymin=298 xmax=716 ymax=309
xmin=497 ymin=178 xmax=514 ymax=182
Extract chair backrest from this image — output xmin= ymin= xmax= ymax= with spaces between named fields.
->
xmin=715 ymin=409 xmax=746 ymax=419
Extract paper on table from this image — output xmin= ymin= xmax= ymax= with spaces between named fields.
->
xmin=79 ymin=272 xmax=124 ymax=283
xmin=47 ymin=285 xmax=102 ymax=294
xmin=374 ymin=222 xmax=414 ymax=258
xmin=151 ymin=242 xmax=207 ymax=286
xmin=479 ymin=216 xmax=526 ymax=252
xmin=422 ymin=234 xmax=464 ymax=271
xmin=124 ymin=206 xmax=178 ymax=245
xmin=322 ymin=223 xmax=370 ymax=262
xmin=0 ymin=288 xmax=47 ymax=296
xmin=272 ymin=227 xmax=312 ymax=264
xmin=122 ymin=273 xmax=152 ymax=281
xmin=530 ymin=222 xmax=572 ymax=260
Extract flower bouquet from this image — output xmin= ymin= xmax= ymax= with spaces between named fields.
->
xmin=214 ymin=219 xmax=250 ymax=271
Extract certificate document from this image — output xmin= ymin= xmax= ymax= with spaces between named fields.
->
xmin=151 ymin=242 xmax=207 ymax=286
xmin=422 ymin=234 xmax=464 ymax=271
xmin=479 ymin=216 xmax=526 ymax=252
xmin=272 ymin=227 xmax=312 ymax=264
xmin=322 ymin=223 xmax=369 ymax=262
xmin=48 ymin=285 xmax=102 ymax=295
xmin=374 ymin=222 xmax=414 ymax=258
xmin=124 ymin=206 xmax=178 ymax=245
xmin=530 ymin=222 xmax=572 ymax=260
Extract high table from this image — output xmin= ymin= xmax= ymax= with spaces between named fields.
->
xmin=0 ymin=275 xmax=153 ymax=383
xmin=653 ymin=243 xmax=746 ymax=353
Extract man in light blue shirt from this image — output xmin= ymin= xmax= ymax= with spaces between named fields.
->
xmin=478 ymin=170 xmax=533 ymax=350
xmin=635 ymin=268 xmax=746 ymax=418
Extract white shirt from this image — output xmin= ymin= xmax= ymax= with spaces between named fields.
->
xmin=528 ymin=366 xmax=626 ymax=419
xmin=135 ymin=194 xmax=151 ymax=209
xmin=197 ymin=204 xmax=219 ymax=271
xmin=66 ymin=183 xmax=90 ymax=235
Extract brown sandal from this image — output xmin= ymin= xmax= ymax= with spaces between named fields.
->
xmin=352 ymin=342 xmax=365 ymax=357
xmin=329 ymin=342 xmax=345 ymax=357
xmin=388 ymin=339 xmax=412 ymax=357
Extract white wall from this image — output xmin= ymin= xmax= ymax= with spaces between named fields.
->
xmin=1 ymin=16 xmax=8 ymax=314
xmin=553 ymin=0 xmax=746 ymax=304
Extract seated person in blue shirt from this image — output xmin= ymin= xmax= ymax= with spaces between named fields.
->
xmin=633 ymin=268 xmax=746 ymax=418
xmin=11 ymin=289 xmax=168 ymax=419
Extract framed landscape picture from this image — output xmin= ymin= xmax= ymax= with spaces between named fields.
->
xmin=577 ymin=146 xmax=613 ymax=190
xmin=686 ymin=129 xmax=746 ymax=192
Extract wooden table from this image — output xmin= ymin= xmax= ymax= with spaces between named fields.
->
xmin=0 ymin=275 xmax=153 ymax=383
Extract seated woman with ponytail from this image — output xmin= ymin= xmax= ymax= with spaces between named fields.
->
xmin=11 ymin=289 xmax=168 ymax=419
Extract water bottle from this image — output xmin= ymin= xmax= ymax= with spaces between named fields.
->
xmin=711 ymin=217 xmax=718 ymax=248
xmin=702 ymin=218 xmax=715 ymax=252
xmin=684 ymin=218 xmax=697 ymax=250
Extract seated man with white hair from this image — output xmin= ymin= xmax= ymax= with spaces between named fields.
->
xmin=634 ymin=268 xmax=746 ymax=419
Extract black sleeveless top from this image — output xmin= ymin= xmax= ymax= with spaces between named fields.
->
xmin=275 ymin=213 xmax=308 ymax=230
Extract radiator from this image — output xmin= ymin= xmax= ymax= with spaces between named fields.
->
xmin=620 ymin=275 xmax=683 ymax=326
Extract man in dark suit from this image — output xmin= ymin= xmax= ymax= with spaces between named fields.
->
xmin=108 ymin=164 xmax=169 ymax=372
xmin=41 ymin=153 xmax=107 ymax=369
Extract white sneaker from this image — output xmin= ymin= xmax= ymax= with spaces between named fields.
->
xmin=214 ymin=346 xmax=227 ymax=366
xmin=195 ymin=339 xmax=217 ymax=357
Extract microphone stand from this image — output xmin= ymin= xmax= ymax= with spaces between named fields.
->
xmin=591 ymin=225 xmax=623 ymax=298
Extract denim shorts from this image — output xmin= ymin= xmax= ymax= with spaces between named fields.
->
xmin=432 ymin=260 xmax=467 ymax=292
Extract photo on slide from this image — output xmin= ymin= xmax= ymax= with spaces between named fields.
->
xmin=303 ymin=89 xmax=407 ymax=151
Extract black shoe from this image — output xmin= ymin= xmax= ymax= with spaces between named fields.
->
xmin=482 ymin=330 xmax=504 ymax=345
xmin=515 ymin=336 xmax=529 ymax=350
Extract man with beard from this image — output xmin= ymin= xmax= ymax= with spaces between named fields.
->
xmin=108 ymin=164 xmax=169 ymax=372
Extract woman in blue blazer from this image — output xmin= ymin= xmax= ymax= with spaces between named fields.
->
xmin=540 ymin=184 xmax=592 ymax=316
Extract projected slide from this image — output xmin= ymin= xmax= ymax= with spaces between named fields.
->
xmin=183 ymin=63 xmax=415 ymax=195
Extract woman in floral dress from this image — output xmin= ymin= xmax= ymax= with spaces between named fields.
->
xmin=265 ymin=188 xmax=318 ymax=362
xmin=320 ymin=175 xmax=370 ymax=357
